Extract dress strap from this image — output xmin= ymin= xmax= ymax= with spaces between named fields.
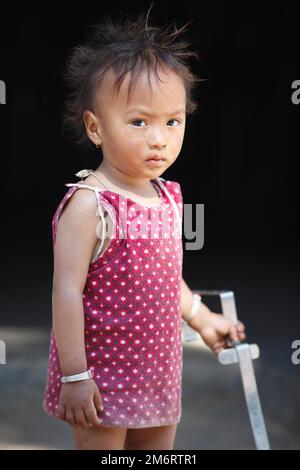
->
xmin=65 ymin=182 xmax=105 ymax=192
xmin=75 ymin=169 xmax=95 ymax=179
xmin=74 ymin=168 xmax=109 ymax=189
xmin=155 ymin=177 xmax=182 ymax=237
xmin=64 ymin=182 xmax=107 ymax=262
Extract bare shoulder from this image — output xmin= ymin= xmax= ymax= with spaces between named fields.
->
xmin=55 ymin=187 xmax=101 ymax=258
xmin=53 ymin=187 xmax=101 ymax=291
xmin=60 ymin=186 xmax=99 ymax=223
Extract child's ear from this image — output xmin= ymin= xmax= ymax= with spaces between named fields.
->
xmin=83 ymin=110 xmax=102 ymax=146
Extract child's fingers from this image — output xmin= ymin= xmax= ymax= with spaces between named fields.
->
xmin=84 ymin=403 xmax=102 ymax=426
xmin=213 ymin=345 xmax=225 ymax=355
xmin=236 ymin=321 xmax=246 ymax=341
xmin=74 ymin=408 xmax=90 ymax=428
xmin=238 ymin=331 xmax=246 ymax=341
xmin=237 ymin=321 xmax=245 ymax=332
xmin=228 ymin=323 xmax=239 ymax=343
xmin=56 ymin=403 xmax=66 ymax=421
xmin=94 ymin=389 xmax=104 ymax=413
xmin=66 ymin=408 xmax=77 ymax=427
xmin=212 ymin=340 xmax=226 ymax=354
xmin=213 ymin=340 xmax=226 ymax=349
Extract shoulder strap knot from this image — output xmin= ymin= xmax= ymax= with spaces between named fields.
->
xmin=75 ymin=169 xmax=94 ymax=179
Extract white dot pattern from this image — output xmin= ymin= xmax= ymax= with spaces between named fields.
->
xmin=43 ymin=179 xmax=184 ymax=428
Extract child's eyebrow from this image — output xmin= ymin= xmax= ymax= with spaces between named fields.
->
xmin=126 ymin=107 xmax=186 ymax=117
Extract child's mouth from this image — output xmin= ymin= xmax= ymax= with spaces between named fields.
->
xmin=145 ymin=158 xmax=165 ymax=167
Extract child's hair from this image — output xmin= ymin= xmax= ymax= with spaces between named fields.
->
xmin=62 ymin=4 xmax=202 ymax=149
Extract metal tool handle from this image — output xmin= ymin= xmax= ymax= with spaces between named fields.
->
xmin=192 ymin=290 xmax=270 ymax=450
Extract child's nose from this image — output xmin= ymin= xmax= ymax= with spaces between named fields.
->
xmin=148 ymin=127 xmax=167 ymax=147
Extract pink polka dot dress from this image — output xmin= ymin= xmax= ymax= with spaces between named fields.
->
xmin=43 ymin=171 xmax=184 ymax=428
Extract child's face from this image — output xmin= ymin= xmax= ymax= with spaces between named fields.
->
xmin=85 ymin=66 xmax=186 ymax=184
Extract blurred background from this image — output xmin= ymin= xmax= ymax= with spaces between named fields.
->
xmin=0 ymin=0 xmax=299 ymax=449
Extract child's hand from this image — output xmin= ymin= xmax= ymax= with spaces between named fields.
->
xmin=187 ymin=303 xmax=246 ymax=354
xmin=56 ymin=379 xmax=104 ymax=427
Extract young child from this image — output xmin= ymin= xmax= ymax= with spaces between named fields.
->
xmin=43 ymin=9 xmax=246 ymax=450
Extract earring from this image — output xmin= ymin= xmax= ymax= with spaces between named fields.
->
xmin=96 ymin=143 xmax=102 ymax=149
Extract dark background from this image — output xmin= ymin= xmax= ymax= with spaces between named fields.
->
xmin=0 ymin=0 xmax=299 ymax=449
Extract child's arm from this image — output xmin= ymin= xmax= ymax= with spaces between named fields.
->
xmin=53 ymin=189 xmax=103 ymax=427
xmin=181 ymin=278 xmax=246 ymax=354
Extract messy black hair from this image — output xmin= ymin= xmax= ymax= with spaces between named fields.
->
xmin=62 ymin=4 xmax=202 ymax=149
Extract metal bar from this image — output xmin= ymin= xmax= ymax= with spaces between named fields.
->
xmin=236 ymin=344 xmax=271 ymax=450
xmin=192 ymin=289 xmax=271 ymax=450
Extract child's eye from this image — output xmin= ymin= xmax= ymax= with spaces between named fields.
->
xmin=131 ymin=119 xmax=146 ymax=127
xmin=131 ymin=119 xmax=182 ymax=127
xmin=168 ymin=119 xmax=181 ymax=127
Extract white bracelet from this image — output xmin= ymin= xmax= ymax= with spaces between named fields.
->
xmin=61 ymin=369 xmax=93 ymax=383
xmin=186 ymin=294 xmax=202 ymax=323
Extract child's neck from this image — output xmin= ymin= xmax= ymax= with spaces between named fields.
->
xmin=95 ymin=163 xmax=156 ymax=197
